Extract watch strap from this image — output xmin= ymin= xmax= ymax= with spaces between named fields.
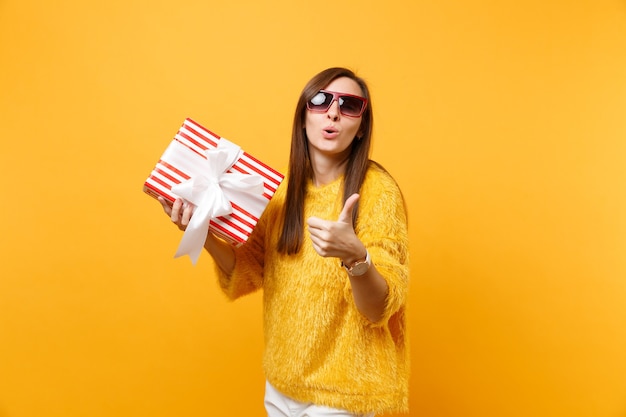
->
xmin=341 ymin=250 xmax=371 ymax=276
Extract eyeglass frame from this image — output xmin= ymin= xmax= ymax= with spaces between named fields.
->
xmin=306 ymin=90 xmax=368 ymax=118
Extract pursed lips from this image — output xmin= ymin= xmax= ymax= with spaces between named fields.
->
xmin=322 ymin=125 xmax=339 ymax=139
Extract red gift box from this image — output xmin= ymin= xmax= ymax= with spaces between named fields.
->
xmin=144 ymin=118 xmax=284 ymax=261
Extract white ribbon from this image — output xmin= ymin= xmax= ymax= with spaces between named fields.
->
xmin=171 ymin=139 xmax=264 ymax=264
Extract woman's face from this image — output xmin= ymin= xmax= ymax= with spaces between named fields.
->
xmin=304 ymin=77 xmax=364 ymax=162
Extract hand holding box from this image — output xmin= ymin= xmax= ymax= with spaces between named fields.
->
xmin=144 ymin=118 xmax=284 ymax=264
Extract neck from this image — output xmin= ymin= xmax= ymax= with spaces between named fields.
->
xmin=309 ymin=152 xmax=349 ymax=187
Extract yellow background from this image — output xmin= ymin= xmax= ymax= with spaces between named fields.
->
xmin=1 ymin=1 xmax=625 ymax=416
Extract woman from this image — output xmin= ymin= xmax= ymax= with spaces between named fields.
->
xmin=160 ymin=67 xmax=410 ymax=416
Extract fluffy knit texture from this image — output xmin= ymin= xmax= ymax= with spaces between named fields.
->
xmin=215 ymin=163 xmax=410 ymax=414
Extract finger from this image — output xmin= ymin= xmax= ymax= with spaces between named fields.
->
xmin=307 ymin=225 xmax=325 ymax=243
xmin=306 ymin=216 xmax=324 ymax=230
xmin=158 ymin=197 xmax=172 ymax=215
xmin=170 ymin=198 xmax=185 ymax=222
xmin=309 ymin=240 xmax=322 ymax=256
xmin=307 ymin=232 xmax=325 ymax=257
xmin=180 ymin=203 xmax=195 ymax=226
xmin=337 ymin=193 xmax=360 ymax=224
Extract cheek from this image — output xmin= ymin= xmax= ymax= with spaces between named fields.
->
xmin=348 ymin=120 xmax=363 ymax=138
xmin=304 ymin=113 xmax=317 ymax=137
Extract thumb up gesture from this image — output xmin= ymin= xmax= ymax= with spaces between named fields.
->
xmin=307 ymin=193 xmax=366 ymax=263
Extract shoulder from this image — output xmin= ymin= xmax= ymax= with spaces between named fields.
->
xmin=356 ymin=162 xmax=408 ymax=234
xmin=359 ymin=161 xmax=406 ymax=215
xmin=362 ymin=161 xmax=403 ymax=198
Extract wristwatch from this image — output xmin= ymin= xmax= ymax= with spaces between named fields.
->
xmin=341 ymin=250 xmax=371 ymax=276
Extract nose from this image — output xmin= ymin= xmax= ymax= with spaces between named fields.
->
xmin=327 ymin=99 xmax=340 ymax=121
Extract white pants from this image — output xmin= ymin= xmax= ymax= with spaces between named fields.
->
xmin=264 ymin=381 xmax=375 ymax=417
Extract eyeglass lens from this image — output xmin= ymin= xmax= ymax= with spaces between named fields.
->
xmin=309 ymin=92 xmax=365 ymax=117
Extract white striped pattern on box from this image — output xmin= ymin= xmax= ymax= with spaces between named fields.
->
xmin=144 ymin=118 xmax=284 ymax=246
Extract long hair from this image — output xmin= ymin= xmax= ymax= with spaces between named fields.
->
xmin=277 ymin=67 xmax=374 ymax=255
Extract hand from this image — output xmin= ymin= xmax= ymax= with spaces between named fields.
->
xmin=158 ymin=197 xmax=195 ymax=231
xmin=306 ymin=193 xmax=366 ymax=262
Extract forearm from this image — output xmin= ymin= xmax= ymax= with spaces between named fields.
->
xmin=348 ymin=264 xmax=389 ymax=323
xmin=339 ymin=238 xmax=389 ymax=323
xmin=204 ymin=232 xmax=236 ymax=275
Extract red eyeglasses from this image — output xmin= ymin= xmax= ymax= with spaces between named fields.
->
xmin=306 ymin=90 xmax=368 ymax=117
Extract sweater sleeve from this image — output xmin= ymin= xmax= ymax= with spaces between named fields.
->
xmin=214 ymin=204 xmax=269 ymax=300
xmin=351 ymin=166 xmax=410 ymax=327
xmin=213 ymin=178 xmax=285 ymax=300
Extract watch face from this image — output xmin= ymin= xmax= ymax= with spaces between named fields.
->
xmin=350 ymin=262 xmax=369 ymax=276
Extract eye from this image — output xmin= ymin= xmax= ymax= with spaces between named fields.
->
xmin=310 ymin=92 xmax=327 ymax=106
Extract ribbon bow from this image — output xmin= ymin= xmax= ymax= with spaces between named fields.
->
xmin=170 ymin=139 xmax=264 ymax=264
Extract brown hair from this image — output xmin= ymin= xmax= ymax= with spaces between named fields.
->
xmin=277 ymin=67 xmax=374 ymax=254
